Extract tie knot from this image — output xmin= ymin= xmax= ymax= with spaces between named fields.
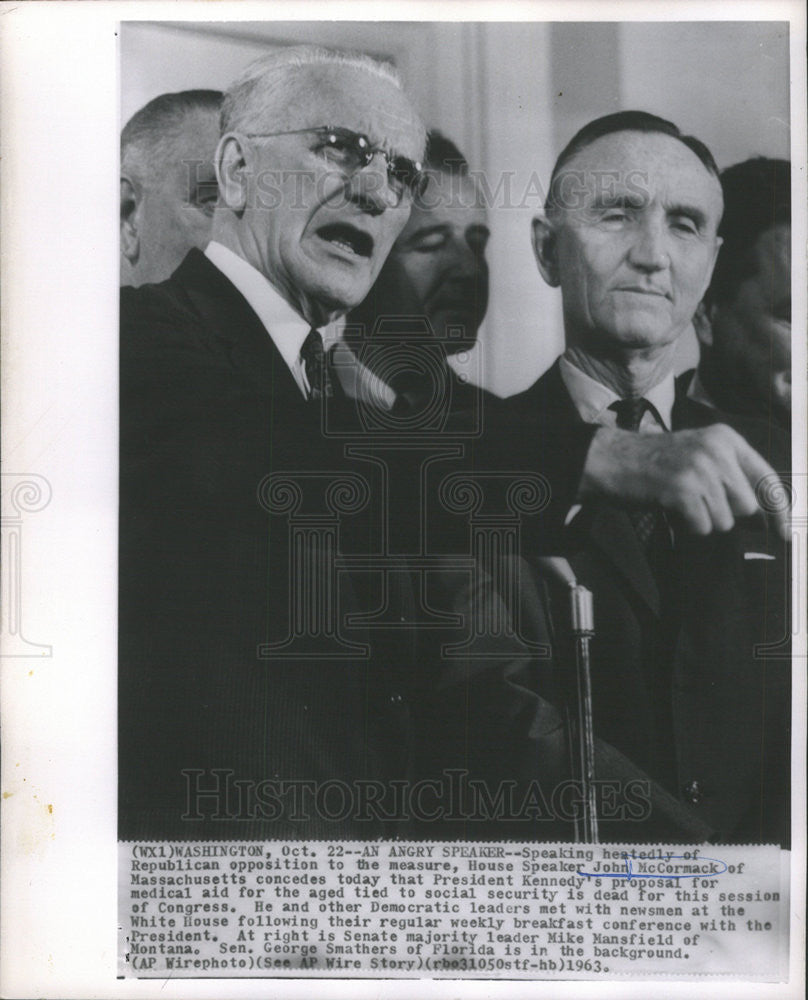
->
xmin=300 ymin=328 xmax=332 ymax=400
xmin=300 ymin=327 xmax=324 ymax=366
xmin=610 ymin=396 xmax=649 ymax=432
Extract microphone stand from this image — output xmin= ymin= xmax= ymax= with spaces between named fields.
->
xmin=569 ymin=581 xmax=598 ymax=844
xmin=537 ymin=558 xmax=599 ymax=844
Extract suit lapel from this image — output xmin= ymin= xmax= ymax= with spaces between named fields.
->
xmin=578 ymin=506 xmax=661 ymax=618
xmin=515 ymin=360 xmax=581 ymax=426
xmin=671 ymin=382 xmax=722 ymax=430
xmin=173 ymin=249 xmax=309 ymax=412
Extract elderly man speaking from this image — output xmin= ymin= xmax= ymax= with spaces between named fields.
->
xmin=119 ymin=46 xmax=429 ymax=841
xmin=119 ymin=52 xmax=790 ymax=844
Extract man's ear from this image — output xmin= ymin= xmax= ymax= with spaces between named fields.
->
xmin=216 ymin=134 xmax=249 ymax=213
xmin=531 ymin=215 xmax=560 ymax=287
xmin=120 ymin=175 xmax=140 ymax=265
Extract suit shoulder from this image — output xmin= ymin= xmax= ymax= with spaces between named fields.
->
xmin=120 ymin=275 xmax=210 ymax=371
xmin=121 ymin=277 xmax=196 ymax=333
xmin=504 ymin=367 xmax=556 ymax=416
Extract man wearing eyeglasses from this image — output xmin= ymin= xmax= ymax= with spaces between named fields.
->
xmin=119 ymin=46 xmax=432 ymax=842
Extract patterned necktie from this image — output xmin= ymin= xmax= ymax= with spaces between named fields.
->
xmin=609 ymin=397 xmax=659 ymax=547
xmin=300 ymin=328 xmax=333 ymax=401
xmin=610 ymin=396 xmax=648 ymax=433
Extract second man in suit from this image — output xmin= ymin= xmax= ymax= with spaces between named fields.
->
xmin=507 ymin=111 xmax=790 ymax=843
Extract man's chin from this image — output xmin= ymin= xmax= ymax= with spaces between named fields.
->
xmin=303 ymin=275 xmax=379 ymax=320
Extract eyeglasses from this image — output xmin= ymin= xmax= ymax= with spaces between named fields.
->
xmin=243 ymin=125 xmax=427 ymax=204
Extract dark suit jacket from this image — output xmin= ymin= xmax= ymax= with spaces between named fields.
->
xmin=424 ymin=361 xmax=790 ymax=844
xmin=120 ymin=256 xmax=599 ymax=842
xmin=119 ymin=249 xmax=423 ymax=841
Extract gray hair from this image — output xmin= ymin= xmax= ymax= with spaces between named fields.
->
xmin=221 ymin=44 xmax=404 ymax=134
xmin=121 ymin=89 xmax=223 ymax=182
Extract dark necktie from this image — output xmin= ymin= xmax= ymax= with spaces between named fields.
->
xmin=300 ymin=328 xmax=333 ymax=401
xmin=609 ymin=397 xmax=659 ymax=547
xmin=610 ymin=399 xmax=678 ymax=792
xmin=610 ymin=396 xmax=648 ymax=434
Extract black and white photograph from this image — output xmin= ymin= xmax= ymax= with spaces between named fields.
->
xmin=1 ymin=2 xmax=805 ymax=997
xmin=118 ymin=17 xmax=794 ymax=845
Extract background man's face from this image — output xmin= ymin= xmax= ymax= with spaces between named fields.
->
xmin=130 ymin=107 xmax=221 ymax=284
xmin=383 ymin=171 xmax=489 ymax=353
xmin=552 ymin=130 xmax=723 ymax=355
xmin=239 ymin=65 xmax=424 ymax=319
xmin=711 ymin=222 xmax=791 ymax=417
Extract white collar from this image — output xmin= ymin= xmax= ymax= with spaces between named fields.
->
xmin=559 ymin=353 xmax=675 ymax=431
xmin=204 ymin=241 xmax=312 ymax=398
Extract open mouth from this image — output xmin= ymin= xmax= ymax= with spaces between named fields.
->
xmin=316 ymin=223 xmax=374 ymax=259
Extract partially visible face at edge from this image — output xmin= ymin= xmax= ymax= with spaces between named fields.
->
xmin=122 ymin=106 xmax=221 ymax=286
xmin=709 ymin=222 xmax=791 ymax=419
xmin=378 ymin=171 xmax=490 ymax=353
xmin=545 ymin=130 xmax=723 ymax=358
xmin=231 ymin=64 xmax=426 ymax=325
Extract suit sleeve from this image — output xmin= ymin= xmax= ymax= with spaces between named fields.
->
xmin=455 ymin=399 xmax=598 ymax=550
xmin=417 ymin=556 xmax=714 ymax=842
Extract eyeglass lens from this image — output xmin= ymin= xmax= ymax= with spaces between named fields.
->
xmin=318 ymin=129 xmax=423 ymax=199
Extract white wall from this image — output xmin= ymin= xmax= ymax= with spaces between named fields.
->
xmin=618 ymin=21 xmax=790 ymax=169
xmin=120 ymin=23 xmax=273 ymax=126
xmin=120 ymin=19 xmax=790 ymax=395
xmin=473 ymin=22 xmax=562 ymax=394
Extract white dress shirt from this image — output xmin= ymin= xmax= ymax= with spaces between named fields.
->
xmin=558 ymin=354 xmax=675 ymax=432
xmin=204 ymin=241 xmax=312 ymax=399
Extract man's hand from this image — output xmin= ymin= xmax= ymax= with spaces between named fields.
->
xmin=580 ymin=424 xmax=790 ymax=538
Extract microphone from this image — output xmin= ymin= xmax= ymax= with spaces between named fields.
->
xmin=536 ymin=556 xmax=599 ymax=844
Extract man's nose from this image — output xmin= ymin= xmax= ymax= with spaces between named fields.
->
xmin=347 ymin=152 xmax=399 ymax=213
xmin=442 ymin=236 xmax=485 ymax=282
xmin=628 ymin=215 xmax=670 ymax=271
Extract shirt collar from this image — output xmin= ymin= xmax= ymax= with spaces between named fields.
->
xmin=204 ymin=241 xmax=311 ymax=397
xmin=558 ymin=353 xmax=675 ymax=431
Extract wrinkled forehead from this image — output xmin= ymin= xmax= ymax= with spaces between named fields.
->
xmin=555 ymin=130 xmax=723 ymax=225
xmin=278 ymin=64 xmax=425 ymax=161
